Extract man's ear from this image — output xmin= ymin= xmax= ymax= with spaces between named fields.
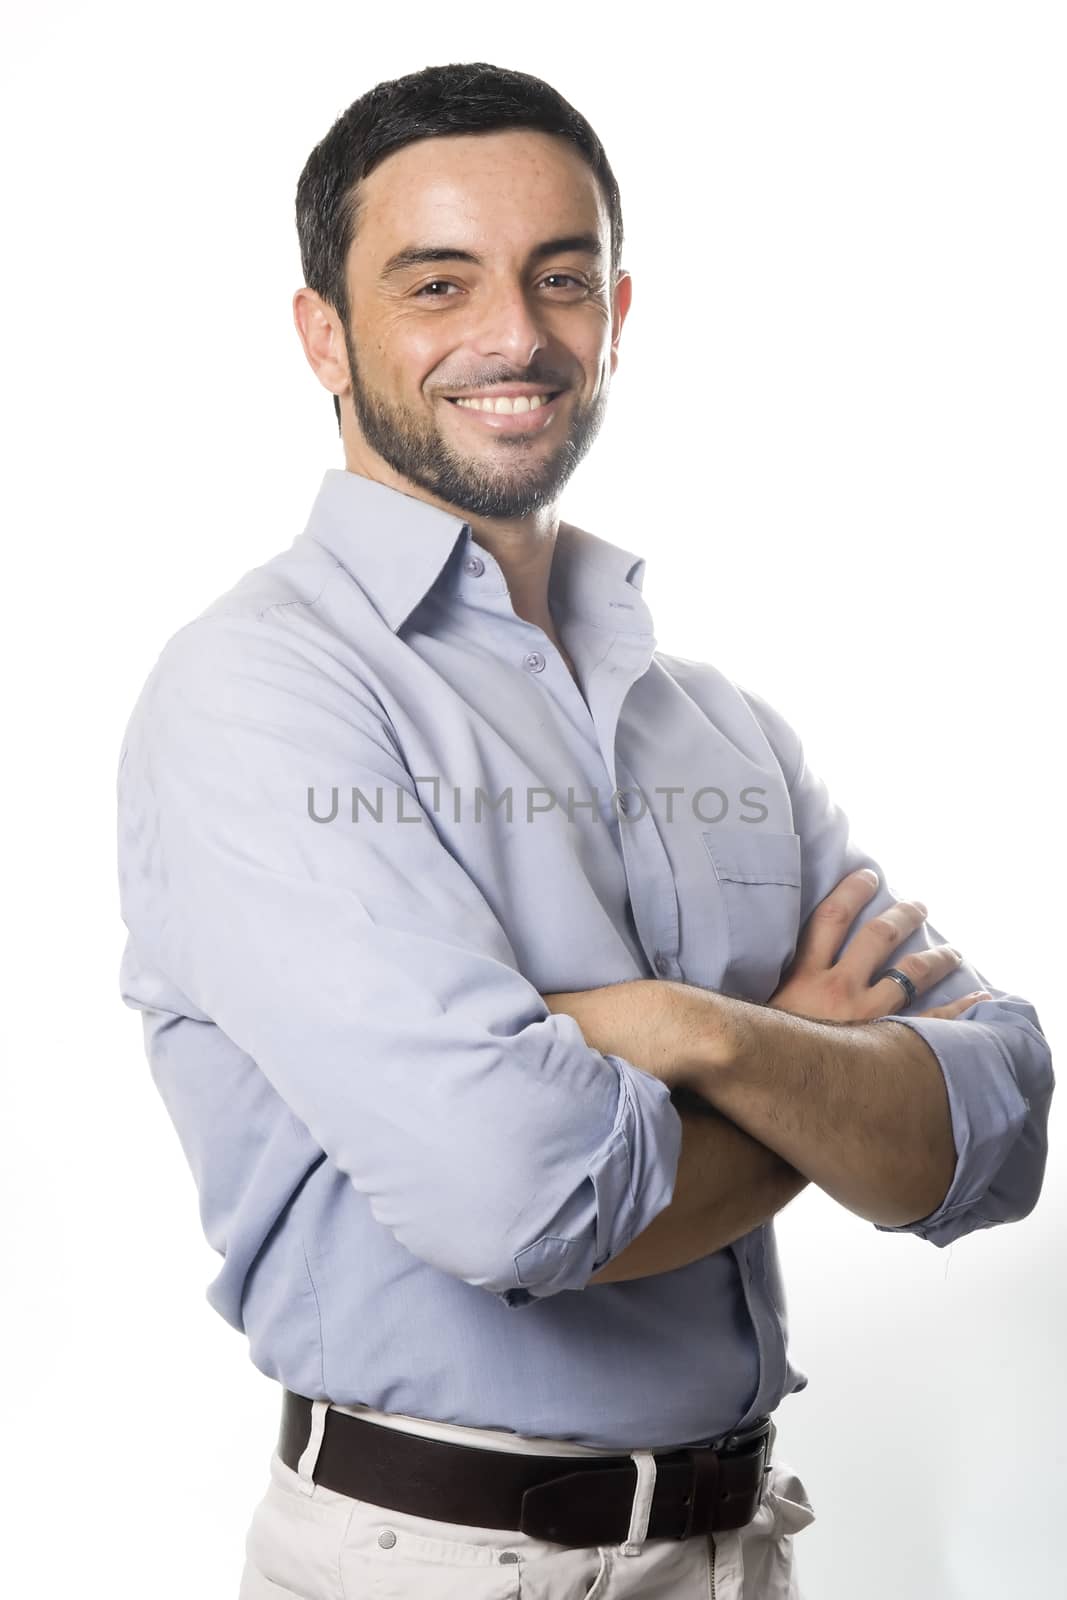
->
xmin=609 ymin=271 xmax=633 ymax=376
xmin=293 ymin=286 xmax=350 ymax=404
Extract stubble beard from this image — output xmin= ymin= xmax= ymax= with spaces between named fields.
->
xmin=342 ymin=324 xmax=609 ymax=520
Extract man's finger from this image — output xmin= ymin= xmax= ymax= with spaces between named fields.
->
xmin=837 ymin=897 xmax=930 ymax=985
xmin=918 ymin=989 xmax=992 ymax=1019
xmin=794 ymin=868 xmax=883 ymax=972
xmin=864 ymin=943 xmax=963 ymax=1011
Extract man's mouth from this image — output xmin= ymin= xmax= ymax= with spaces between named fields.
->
xmin=445 ymin=390 xmax=564 ymax=415
xmin=443 ymin=390 xmax=567 ymax=432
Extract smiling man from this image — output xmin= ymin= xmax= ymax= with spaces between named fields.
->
xmin=306 ymin=102 xmax=626 ymax=676
xmin=115 ymin=62 xmax=1053 ymax=1600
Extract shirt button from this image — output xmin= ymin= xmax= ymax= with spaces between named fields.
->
xmin=523 ymin=650 xmax=546 ymax=673
xmin=378 ymin=1530 xmax=397 ymax=1549
xmin=499 ymin=1552 xmax=520 ymax=1564
xmin=464 ymin=554 xmax=485 ymax=577
xmin=654 ymin=952 xmax=671 ymax=976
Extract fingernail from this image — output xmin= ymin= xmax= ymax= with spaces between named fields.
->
xmin=914 ymin=900 xmax=928 ymax=916
xmin=859 ymin=869 xmax=879 ymax=885
xmin=973 ymin=989 xmax=992 ymax=999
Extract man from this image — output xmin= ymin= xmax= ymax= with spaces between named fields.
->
xmin=115 ymin=61 xmax=1053 ymax=1600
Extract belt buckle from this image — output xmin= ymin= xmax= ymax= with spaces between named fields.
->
xmin=690 ymin=1419 xmax=773 ymax=1536
xmin=721 ymin=1417 xmax=773 ymax=1477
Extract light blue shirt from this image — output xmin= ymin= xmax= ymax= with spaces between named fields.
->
xmin=116 ymin=467 xmax=1053 ymax=1449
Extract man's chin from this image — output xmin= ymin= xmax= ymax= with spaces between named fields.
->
xmin=423 ymin=451 xmax=569 ymax=515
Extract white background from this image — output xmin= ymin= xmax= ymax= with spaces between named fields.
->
xmin=2 ymin=3 xmax=1063 ymax=1595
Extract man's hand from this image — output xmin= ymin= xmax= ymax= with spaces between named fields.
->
xmin=541 ymin=867 xmax=989 ymax=1062
xmin=540 ymin=868 xmax=991 ymax=1072
xmin=769 ymin=868 xmax=992 ymax=1023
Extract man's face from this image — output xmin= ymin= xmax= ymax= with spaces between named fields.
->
xmin=338 ymin=128 xmax=631 ymax=520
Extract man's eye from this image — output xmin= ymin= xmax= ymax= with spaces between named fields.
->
xmin=414 ymin=275 xmax=587 ymax=299
xmin=415 ymin=280 xmax=460 ymax=298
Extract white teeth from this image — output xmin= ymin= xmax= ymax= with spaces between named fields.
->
xmin=454 ymin=393 xmax=550 ymax=413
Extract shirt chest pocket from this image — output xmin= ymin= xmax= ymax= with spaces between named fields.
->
xmin=701 ymin=828 xmax=803 ymax=1002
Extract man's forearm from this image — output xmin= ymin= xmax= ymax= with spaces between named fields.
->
xmin=550 ymin=979 xmax=956 ymax=1229
xmin=684 ymin=994 xmax=956 ymax=1226
xmin=588 ymin=1103 xmax=809 ymax=1285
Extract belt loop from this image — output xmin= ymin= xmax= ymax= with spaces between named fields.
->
xmin=621 ymin=1450 xmax=658 ymax=1556
xmin=295 ymin=1399 xmax=330 ymax=1496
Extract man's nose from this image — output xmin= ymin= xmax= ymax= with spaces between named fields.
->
xmin=468 ymin=280 xmax=548 ymax=370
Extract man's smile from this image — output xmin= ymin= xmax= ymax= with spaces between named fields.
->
xmin=442 ymin=389 xmax=567 ymax=433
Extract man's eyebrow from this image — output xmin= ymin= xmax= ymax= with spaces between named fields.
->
xmin=379 ymin=233 xmax=604 ymax=280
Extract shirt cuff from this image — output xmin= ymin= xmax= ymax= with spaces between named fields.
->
xmin=873 ymin=1013 xmax=1032 ymax=1243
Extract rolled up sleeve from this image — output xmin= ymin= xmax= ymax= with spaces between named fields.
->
xmin=740 ymin=684 xmax=1055 ymax=1246
xmin=117 ymin=614 xmax=682 ymax=1306
xmin=501 ymin=1056 xmax=682 ymax=1305
xmin=876 ymin=1004 xmax=1052 ymax=1243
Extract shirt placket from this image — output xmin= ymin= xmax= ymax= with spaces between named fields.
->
xmin=601 ymin=639 xmax=785 ymax=1426
xmin=580 ymin=632 xmax=683 ymax=983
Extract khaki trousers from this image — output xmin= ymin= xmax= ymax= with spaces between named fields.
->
xmin=238 ymin=1402 xmax=816 ymax=1599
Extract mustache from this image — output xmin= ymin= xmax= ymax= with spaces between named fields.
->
xmin=435 ymin=371 xmax=572 ymax=392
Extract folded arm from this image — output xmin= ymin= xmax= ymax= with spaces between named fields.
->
xmin=549 ymin=687 xmax=1054 ymax=1246
xmin=547 ymin=976 xmax=940 ymax=1228
xmin=740 ymin=683 xmax=1054 ymax=1243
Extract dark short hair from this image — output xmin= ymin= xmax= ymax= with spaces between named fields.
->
xmin=294 ymin=62 xmax=625 ymax=435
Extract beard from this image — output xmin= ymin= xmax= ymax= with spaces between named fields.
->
xmin=342 ymin=323 xmax=609 ymax=520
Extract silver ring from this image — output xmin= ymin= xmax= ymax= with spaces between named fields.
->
xmin=877 ymin=967 xmax=918 ymax=1007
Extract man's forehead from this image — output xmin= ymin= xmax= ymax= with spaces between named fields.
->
xmin=359 ymin=129 xmax=606 ymax=240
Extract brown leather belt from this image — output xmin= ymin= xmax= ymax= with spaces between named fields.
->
xmin=278 ymin=1390 xmax=772 ymax=1546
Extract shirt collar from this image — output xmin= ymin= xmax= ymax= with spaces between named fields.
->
xmin=298 ymin=468 xmax=651 ymax=635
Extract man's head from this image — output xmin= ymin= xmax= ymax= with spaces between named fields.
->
xmin=293 ymin=63 xmax=632 ymax=522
